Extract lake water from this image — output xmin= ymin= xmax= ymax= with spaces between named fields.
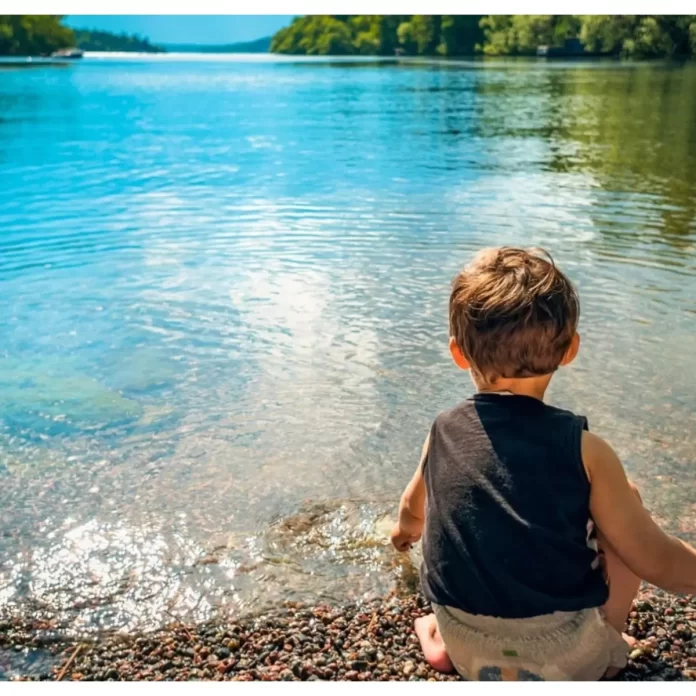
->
xmin=1 ymin=54 xmax=695 ymax=635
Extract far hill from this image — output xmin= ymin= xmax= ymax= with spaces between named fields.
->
xmin=165 ymin=36 xmax=271 ymax=53
xmin=74 ymin=28 xmax=164 ymax=53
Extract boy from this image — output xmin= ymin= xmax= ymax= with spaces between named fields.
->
xmin=391 ymin=247 xmax=696 ymax=681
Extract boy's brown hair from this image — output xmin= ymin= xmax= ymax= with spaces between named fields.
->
xmin=449 ymin=247 xmax=579 ymax=382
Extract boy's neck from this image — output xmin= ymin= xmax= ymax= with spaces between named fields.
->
xmin=474 ymin=373 xmax=552 ymax=402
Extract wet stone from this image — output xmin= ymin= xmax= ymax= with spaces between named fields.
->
xmin=4 ymin=590 xmax=694 ymax=683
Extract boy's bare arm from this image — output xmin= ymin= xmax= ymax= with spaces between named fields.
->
xmin=391 ymin=433 xmax=429 ymax=552
xmin=584 ymin=431 xmax=696 ymax=594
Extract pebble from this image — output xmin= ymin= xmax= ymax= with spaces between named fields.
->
xmin=4 ymin=589 xmax=696 ymax=682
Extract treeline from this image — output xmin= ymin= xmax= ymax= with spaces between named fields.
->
xmin=73 ymin=29 xmax=164 ymax=53
xmin=270 ymin=16 xmax=483 ymax=56
xmin=484 ymin=16 xmax=696 ymax=58
xmin=0 ymin=16 xmax=164 ymax=56
xmin=0 ymin=15 xmax=73 ymax=56
xmin=271 ymin=15 xmax=696 ymax=59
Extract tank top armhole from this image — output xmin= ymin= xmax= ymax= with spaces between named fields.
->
xmin=419 ymin=427 xmax=433 ymax=474
xmin=575 ymin=415 xmax=591 ymax=491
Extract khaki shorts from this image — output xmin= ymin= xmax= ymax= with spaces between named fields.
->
xmin=433 ymin=603 xmax=629 ymax=681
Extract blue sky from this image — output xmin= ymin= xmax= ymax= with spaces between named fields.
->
xmin=64 ymin=16 xmax=295 ymax=45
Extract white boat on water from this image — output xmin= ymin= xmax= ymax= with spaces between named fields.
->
xmin=50 ymin=48 xmax=84 ymax=59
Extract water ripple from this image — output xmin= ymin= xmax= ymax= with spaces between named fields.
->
xmin=1 ymin=56 xmax=695 ymax=632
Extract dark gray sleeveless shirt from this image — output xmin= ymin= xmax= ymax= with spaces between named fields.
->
xmin=420 ymin=393 xmax=608 ymax=619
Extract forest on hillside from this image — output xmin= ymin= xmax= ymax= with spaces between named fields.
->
xmin=0 ymin=15 xmax=74 ymax=56
xmin=72 ymin=29 xmax=163 ymax=53
xmin=271 ymin=15 xmax=696 ymax=59
xmin=0 ymin=16 xmax=163 ymax=55
xmin=3 ymin=15 xmax=695 ymax=60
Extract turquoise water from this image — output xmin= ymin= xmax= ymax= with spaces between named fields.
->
xmin=1 ymin=55 xmax=695 ymax=633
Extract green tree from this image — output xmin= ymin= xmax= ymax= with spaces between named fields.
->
xmin=0 ymin=15 xmax=74 ymax=56
xmin=345 ymin=16 xmax=407 ymax=55
xmin=314 ymin=19 xmax=355 ymax=55
xmin=270 ymin=15 xmax=696 ymax=59
xmin=513 ymin=16 xmax=555 ymax=52
xmin=376 ymin=16 xmax=405 ymax=55
xmin=0 ymin=19 xmax=15 ymax=54
xmin=437 ymin=15 xmax=484 ymax=56
xmin=397 ymin=15 xmax=440 ymax=55
xmin=477 ymin=15 xmax=515 ymax=55
xmin=480 ymin=15 xmax=582 ymax=55
xmin=580 ymin=15 xmax=696 ymax=58
xmin=271 ymin=16 xmax=356 ymax=55
xmin=347 ymin=16 xmax=381 ymax=55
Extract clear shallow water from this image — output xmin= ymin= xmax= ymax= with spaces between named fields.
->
xmin=1 ymin=55 xmax=695 ymax=634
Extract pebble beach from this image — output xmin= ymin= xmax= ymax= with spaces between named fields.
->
xmin=2 ymin=588 xmax=695 ymax=682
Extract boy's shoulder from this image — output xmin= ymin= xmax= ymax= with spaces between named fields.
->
xmin=542 ymin=401 xmax=589 ymax=430
xmin=431 ymin=397 xmax=476 ymax=426
xmin=430 ymin=398 xmax=483 ymax=438
xmin=431 ymin=396 xmax=587 ymax=430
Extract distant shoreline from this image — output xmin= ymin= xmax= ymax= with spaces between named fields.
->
xmin=2 ymin=53 xmax=687 ymax=70
xmin=164 ymin=36 xmax=271 ymax=54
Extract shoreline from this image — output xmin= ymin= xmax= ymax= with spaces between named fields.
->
xmin=2 ymin=589 xmax=695 ymax=681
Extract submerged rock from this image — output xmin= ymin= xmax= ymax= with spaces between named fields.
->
xmin=0 ymin=359 xmax=142 ymax=428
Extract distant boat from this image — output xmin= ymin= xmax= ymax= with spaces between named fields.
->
xmin=50 ymin=48 xmax=84 ymax=59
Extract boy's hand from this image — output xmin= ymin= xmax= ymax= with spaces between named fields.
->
xmin=390 ymin=523 xmax=421 ymax=552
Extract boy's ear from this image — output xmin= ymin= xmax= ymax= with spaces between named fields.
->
xmin=449 ymin=337 xmax=471 ymax=371
xmin=560 ymin=332 xmax=580 ymax=366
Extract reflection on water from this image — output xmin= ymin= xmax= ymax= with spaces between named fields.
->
xmin=0 ymin=56 xmax=694 ymax=633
